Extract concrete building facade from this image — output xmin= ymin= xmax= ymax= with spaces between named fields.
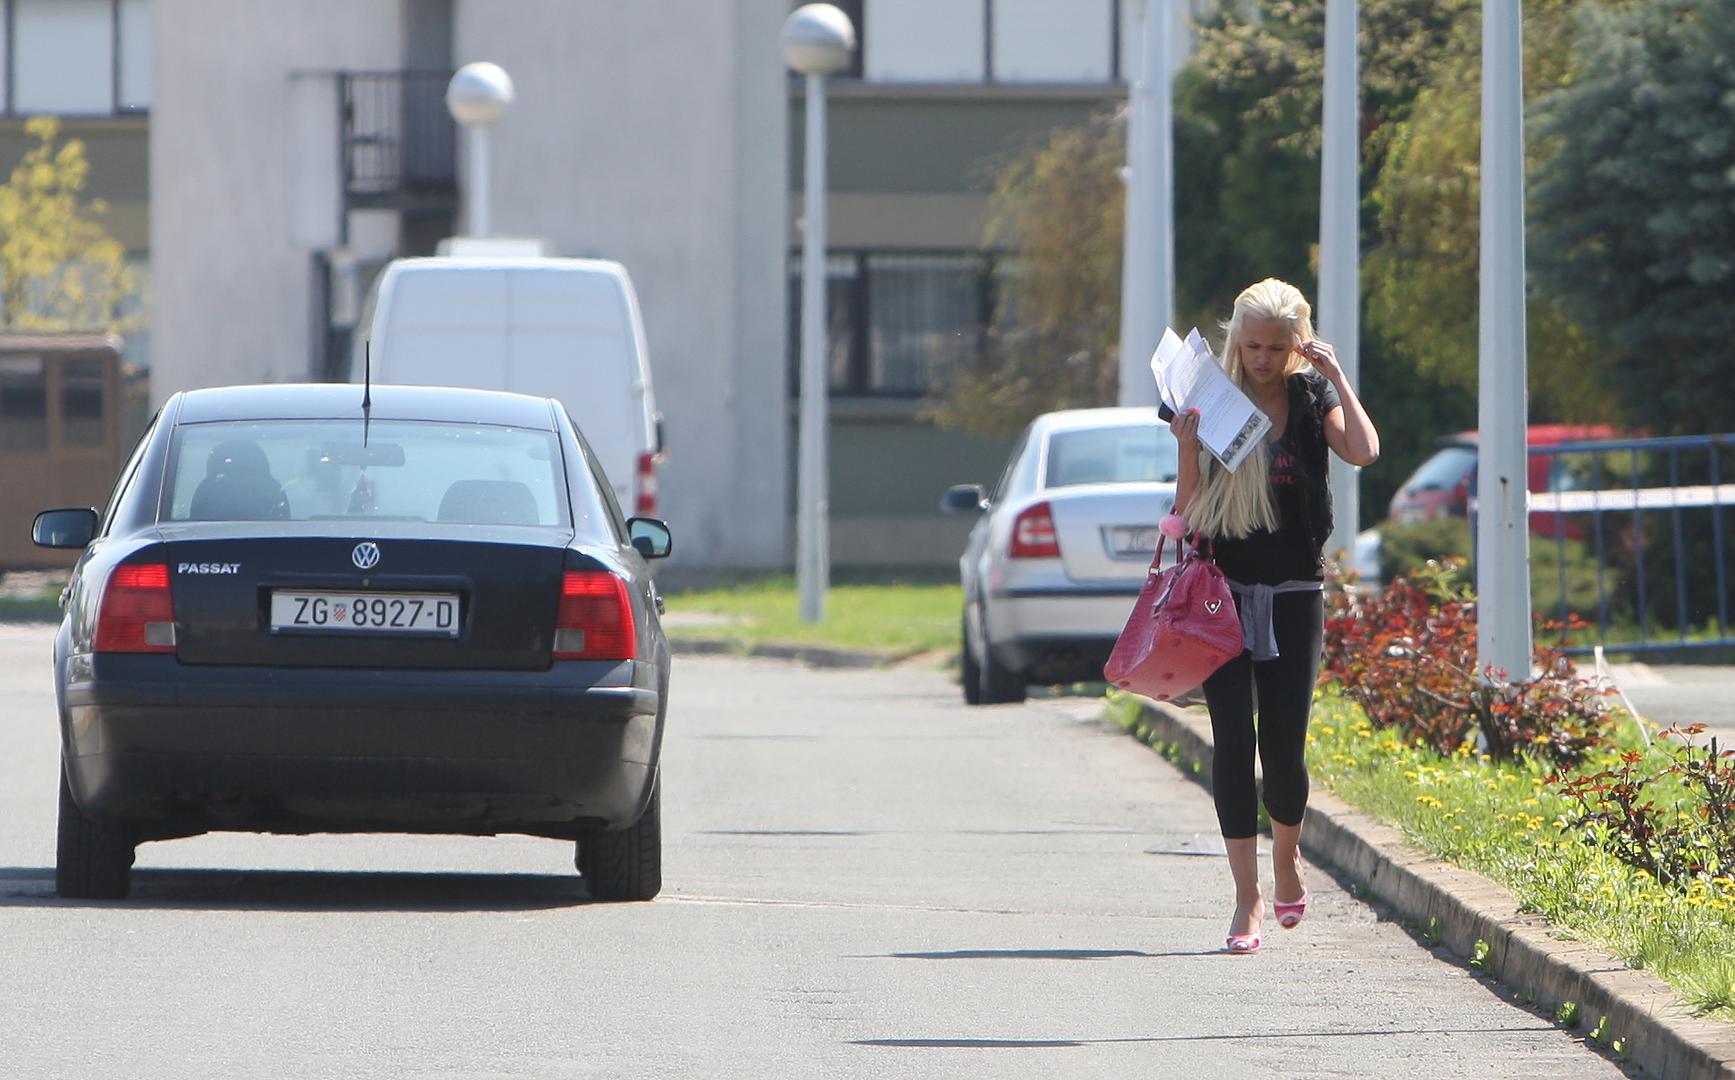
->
xmin=149 ymin=0 xmax=791 ymax=571
xmin=8 ymin=0 xmax=1217 ymax=573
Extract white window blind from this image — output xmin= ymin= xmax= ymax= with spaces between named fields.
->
xmin=994 ymin=0 xmax=1112 ymax=83
xmin=12 ymin=0 xmax=114 ymax=114
xmin=119 ymin=0 xmax=153 ymax=110
xmin=865 ymin=0 xmax=985 ymax=83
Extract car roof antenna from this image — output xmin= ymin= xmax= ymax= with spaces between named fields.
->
xmin=362 ymin=339 xmax=372 ymax=446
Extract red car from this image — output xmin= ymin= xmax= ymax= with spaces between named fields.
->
xmin=1387 ymin=424 xmax=1617 ymax=537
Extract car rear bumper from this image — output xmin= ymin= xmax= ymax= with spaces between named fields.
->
xmin=986 ymin=586 xmax=1139 ymax=682
xmin=59 ymin=656 xmax=664 ymax=839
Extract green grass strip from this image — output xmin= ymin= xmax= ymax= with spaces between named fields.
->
xmin=1306 ymin=692 xmax=1735 ymax=1020
xmin=660 ymin=575 xmax=961 ymax=656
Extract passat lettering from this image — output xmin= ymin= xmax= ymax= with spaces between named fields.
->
xmin=177 ymin=562 xmax=242 ymax=575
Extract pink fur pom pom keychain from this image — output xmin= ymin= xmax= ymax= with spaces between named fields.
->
xmin=1158 ymin=512 xmax=1188 ymax=540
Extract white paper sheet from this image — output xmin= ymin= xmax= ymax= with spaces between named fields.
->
xmin=1148 ymin=327 xmax=1271 ymax=473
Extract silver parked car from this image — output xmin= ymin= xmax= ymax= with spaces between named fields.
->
xmin=942 ymin=407 xmax=1178 ymax=705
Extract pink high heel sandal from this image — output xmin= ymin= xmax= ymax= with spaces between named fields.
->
xmin=1274 ymin=891 xmax=1310 ymax=930
xmin=1225 ymin=932 xmax=1261 ymax=954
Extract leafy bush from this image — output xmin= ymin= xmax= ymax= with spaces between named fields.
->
xmin=1322 ymin=558 xmax=1615 ymax=765
xmin=1556 ymin=726 xmax=1735 ymax=887
xmin=1377 ymin=517 xmax=1616 ymax=625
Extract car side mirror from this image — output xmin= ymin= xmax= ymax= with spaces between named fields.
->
xmin=940 ymin=484 xmax=988 ymax=514
xmin=626 ymin=517 xmax=673 ymax=559
xmin=33 ymin=507 xmax=100 ymax=549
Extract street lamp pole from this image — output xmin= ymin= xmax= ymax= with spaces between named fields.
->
xmin=1117 ymin=0 xmax=1172 ymax=408
xmin=445 ymin=62 xmax=516 ymax=239
xmin=1477 ymin=0 xmax=1532 ymax=680
xmin=781 ymin=5 xmax=856 ymax=624
xmin=1319 ymin=0 xmax=1360 ymax=559
xmin=798 ymin=69 xmax=831 ymax=623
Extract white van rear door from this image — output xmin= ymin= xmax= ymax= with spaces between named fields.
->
xmin=505 ymin=268 xmax=642 ymax=506
xmin=378 ymin=269 xmax=511 ymax=389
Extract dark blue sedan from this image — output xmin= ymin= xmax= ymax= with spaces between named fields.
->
xmin=32 ymin=383 xmax=673 ymax=901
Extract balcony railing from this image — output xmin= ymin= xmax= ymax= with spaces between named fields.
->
xmin=338 ymin=70 xmax=457 ymax=208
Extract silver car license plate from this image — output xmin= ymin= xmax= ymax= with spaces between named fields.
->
xmin=270 ymin=591 xmax=460 ymax=635
xmin=1109 ymin=526 xmax=1159 ymax=557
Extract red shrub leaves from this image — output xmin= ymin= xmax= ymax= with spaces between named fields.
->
xmin=1556 ymin=726 xmax=1735 ymax=885
xmin=1322 ymin=559 xmax=1614 ymax=766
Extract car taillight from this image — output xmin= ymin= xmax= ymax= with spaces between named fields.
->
xmin=554 ymin=571 xmax=637 ymax=660
xmin=1010 ymin=501 xmax=1060 ymax=559
xmin=634 ymin=453 xmax=657 ymax=516
xmin=94 ymin=562 xmax=176 ymax=653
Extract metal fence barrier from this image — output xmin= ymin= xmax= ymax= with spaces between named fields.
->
xmin=1475 ymin=433 xmax=1735 ymax=656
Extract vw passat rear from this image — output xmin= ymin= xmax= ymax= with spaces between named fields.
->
xmin=32 ymin=383 xmax=674 ymax=902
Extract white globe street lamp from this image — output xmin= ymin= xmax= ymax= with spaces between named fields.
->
xmin=446 ymin=62 xmax=515 ymax=239
xmin=781 ymin=4 xmax=856 ymax=624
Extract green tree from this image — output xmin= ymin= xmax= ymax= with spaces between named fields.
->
xmin=0 ymin=116 xmax=141 ymax=332
xmin=1176 ymin=0 xmax=1475 ymax=329
xmin=1365 ymin=0 xmax=1621 ymax=429
xmin=1529 ymin=0 xmax=1735 ymax=436
xmin=923 ymin=111 xmax=1125 ymax=438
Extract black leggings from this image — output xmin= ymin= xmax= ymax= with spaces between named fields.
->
xmin=1201 ymin=590 xmax=1325 ymax=839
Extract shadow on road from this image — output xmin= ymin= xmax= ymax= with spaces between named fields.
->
xmin=866 ymin=948 xmax=1202 ymax=961
xmin=0 ymin=866 xmax=598 ymax=912
xmin=852 ymin=1025 xmax=1557 ymax=1048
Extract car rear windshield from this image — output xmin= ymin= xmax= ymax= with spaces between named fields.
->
xmin=1403 ymin=445 xmax=1478 ymax=491
xmin=1045 ymin=425 xmax=1179 ymax=488
xmin=163 ymin=419 xmax=578 ymax=528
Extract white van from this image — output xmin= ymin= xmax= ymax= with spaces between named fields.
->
xmin=349 ymin=257 xmax=664 ymax=516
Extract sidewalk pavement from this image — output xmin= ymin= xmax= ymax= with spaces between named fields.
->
xmin=668 ymin=635 xmax=1735 ymax=1080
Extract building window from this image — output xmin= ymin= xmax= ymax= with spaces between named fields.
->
xmin=117 ymin=0 xmax=150 ymax=111
xmin=995 ymin=0 xmax=1114 ymax=83
xmin=864 ymin=0 xmax=986 ymax=83
xmin=788 ymin=251 xmax=994 ymax=398
xmin=0 ymin=356 xmax=49 ymax=451
xmin=59 ymin=356 xmax=107 ymax=448
xmin=858 ymin=0 xmax=1119 ymax=84
xmin=3 ymin=0 xmax=151 ymax=116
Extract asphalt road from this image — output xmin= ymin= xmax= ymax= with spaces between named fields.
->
xmin=0 ymin=623 xmax=1628 ymax=1079
xmin=1606 ymin=661 xmax=1735 ymax=746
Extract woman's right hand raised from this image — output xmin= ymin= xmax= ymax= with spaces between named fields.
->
xmin=1169 ymin=406 xmax=1201 ymax=451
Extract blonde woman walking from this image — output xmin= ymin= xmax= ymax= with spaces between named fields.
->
xmin=1168 ymin=278 xmax=1380 ymax=954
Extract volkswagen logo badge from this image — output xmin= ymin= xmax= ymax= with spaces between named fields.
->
xmin=351 ymin=542 xmax=381 ymax=570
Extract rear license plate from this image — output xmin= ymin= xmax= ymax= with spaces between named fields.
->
xmin=269 ymin=591 xmax=460 ymax=635
xmin=1110 ymin=526 xmax=1159 ymax=556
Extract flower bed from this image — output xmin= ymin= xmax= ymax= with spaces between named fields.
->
xmin=1312 ymin=560 xmax=1735 ymax=1018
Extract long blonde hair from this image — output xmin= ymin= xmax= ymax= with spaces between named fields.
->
xmin=1184 ymin=278 xmax=1315 ymax=540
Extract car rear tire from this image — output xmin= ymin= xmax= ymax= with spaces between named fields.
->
xmin=960 ymin=612 xmax=983 ymax=705
xmin=976 ymin=604 xmax=1027 ymax=705
xmin=56 ymin=763 xmax=135 ymax=901
xmin=578 ymin=779 xmax=662 ymax=901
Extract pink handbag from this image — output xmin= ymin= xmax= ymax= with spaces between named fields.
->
xmin=1103 ymin=538 xmax=1245 ymax=701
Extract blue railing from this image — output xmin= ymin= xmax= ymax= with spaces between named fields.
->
xmin=1474 ymin=434 xmax=1735 ymax=656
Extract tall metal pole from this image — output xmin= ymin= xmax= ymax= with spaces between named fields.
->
xmin=1319 ymin=0 xmax=1360 ymax=558
xmin=796 ymin=71 xmax=830 ymax=622
xmin=1117 ymin=0 xmax=1172 ymax=407
xmin=1477 ymin=0 xmax=1532 ymax=679
xmin=468 ymin=126 xmax=491 ymax=239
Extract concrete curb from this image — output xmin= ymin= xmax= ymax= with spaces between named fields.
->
xmin=1130 ymin=697 xmax=1735 ymax=1080
xmin=669 ymin=636 xmax=908 ymax=670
